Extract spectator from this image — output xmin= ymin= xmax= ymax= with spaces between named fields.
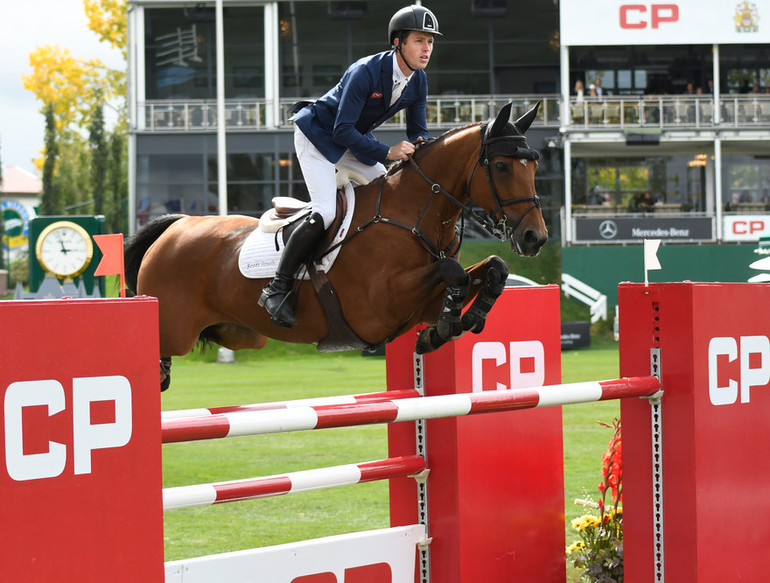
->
xmin=574 ymin=79 xmax=585 ymax=102
xmin=594 ymin=78 xmax=604 ymax=98
xmin=588 ymin=83 xmax=598 ymax=97
xmin=630 ymin=191 xmax=656 ymax=212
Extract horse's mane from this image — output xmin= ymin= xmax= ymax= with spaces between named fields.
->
xmin=383 ymin=122 xmax=482 ymax=178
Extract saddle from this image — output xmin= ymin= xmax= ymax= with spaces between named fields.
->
xmin=263 ymin=176 xmax=377 ymax=353
xmin=267 ymin=190 xmax=348 ymax=261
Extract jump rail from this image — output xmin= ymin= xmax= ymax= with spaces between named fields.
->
xmin=160 ymin=388 xmax=420 ymax=420
xmin=163 ymin=454 xmax=426 ymax=510
xmin=161 ymin=376 xmax=660 ymax=444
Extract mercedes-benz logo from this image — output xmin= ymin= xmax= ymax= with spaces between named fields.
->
xmin=599 ymin=220 xmax=618 ymax=239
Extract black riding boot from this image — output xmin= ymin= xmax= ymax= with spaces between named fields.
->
xmin=258 ymin=212 xmax=325 ymax=328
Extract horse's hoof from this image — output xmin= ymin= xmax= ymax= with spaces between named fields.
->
xmin=160 ymin=356 xmax=172 ymax=392
xmin=415 ymin=327 xmax=441 ymax=354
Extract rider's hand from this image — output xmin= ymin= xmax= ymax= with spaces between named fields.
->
xmin=387 ymin=140 xmax=416 ymax=161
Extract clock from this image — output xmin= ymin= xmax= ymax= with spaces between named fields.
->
xmin=35 ymin=220 xmax=95 ymax=278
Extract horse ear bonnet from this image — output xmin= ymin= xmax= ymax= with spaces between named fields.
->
xmin=480 ymin=102 xmax=540 ymax=162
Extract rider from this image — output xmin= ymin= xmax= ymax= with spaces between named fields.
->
xmin=258 ymin=4 xmax=441 ymax=328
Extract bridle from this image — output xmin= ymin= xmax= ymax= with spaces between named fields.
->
xmin=403 ymin=125 xmax=542 ymax=246
xmin=323 ymin=125 xmax=542 ymax=261
xmin=466 ymin=125 xmax=542 ymax=241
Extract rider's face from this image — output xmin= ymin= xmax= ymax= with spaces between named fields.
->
xmin=396 ymin=31 xmax=434 ymax=74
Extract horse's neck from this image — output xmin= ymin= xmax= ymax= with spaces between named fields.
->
xmin=391 ymin=130 xmax=480 ymax=214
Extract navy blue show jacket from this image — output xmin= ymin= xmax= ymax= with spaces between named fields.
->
xmin=292 ymin=50 xmax=429 ymax=166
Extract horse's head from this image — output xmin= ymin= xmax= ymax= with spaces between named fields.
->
xmin=471 ymin=103 xmax=548 ymax=256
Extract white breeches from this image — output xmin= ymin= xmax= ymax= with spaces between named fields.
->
xmin=294 ymin=126 xmax=386 ymax=228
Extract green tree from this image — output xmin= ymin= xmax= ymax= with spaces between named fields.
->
xmin=89 ymin=96 xmax=107 ymax=216
xmin=40 ymin=104 xmax=61 ymax=215
xmin=56 ymin=131 xmax=91 ymax=214
xmin=107 ymin=128 xmax=127 ymax=233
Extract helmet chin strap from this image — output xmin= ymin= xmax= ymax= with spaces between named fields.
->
xmin=394 ymin=37 xmax=418 ymax=73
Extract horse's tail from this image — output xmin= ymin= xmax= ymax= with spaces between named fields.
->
xmin=124 ymin=214 xmax=186 ymax=294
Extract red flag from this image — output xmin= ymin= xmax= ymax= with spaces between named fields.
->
xmin=93 ymin=234 xmax=126 ymax=298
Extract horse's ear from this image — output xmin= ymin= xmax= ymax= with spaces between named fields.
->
xmin=514 ymin=101 xmax=541 ymax=134
xmin=489 ymin=102 xmax=513 ymax=136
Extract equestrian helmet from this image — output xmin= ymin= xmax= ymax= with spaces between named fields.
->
xmin=388 ymin=5 xmax=441 ymax=46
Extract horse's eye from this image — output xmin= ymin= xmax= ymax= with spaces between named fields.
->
xmin=494 ymin=161 xmax=509 ymax=172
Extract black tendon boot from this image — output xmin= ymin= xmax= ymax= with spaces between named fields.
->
xmin=258 ymin=212 xmax=325 ymax=328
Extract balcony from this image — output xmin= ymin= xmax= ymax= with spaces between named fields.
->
xmin=137 ymin=94 xmax=770 ymax=133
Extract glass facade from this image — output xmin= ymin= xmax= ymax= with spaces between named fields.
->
xmin=572 ymin=155 xmax=711 ymax=213
xmin=130 ymin=0 xmax=770 ymax=244
xmin=144 ymin=6 xmax=264 ymax=100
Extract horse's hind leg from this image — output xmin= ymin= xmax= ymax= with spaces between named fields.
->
xmin=415 ymin=258 xmax=470 ymax=354
xmin=160 ymin=357 xmax=172 ymax=392
xmin=461 ymin=255 xmax=509 ymax=335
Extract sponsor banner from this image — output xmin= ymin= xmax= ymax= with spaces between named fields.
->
xmin=723 ymin=215 xmax=770 ymax=242
xmin=561 ymin=0 xmax=770 ymax=46
xmin=574 ymin=216 xmax=714 ymax=243
xmin=164 ymin=526 xmax=425 ymax=583
xmin=561 ymin=321 xmax=591 ymax=350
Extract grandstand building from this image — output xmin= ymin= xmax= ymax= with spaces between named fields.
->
xmin=127 ymin=0 xmax=770 ymax=293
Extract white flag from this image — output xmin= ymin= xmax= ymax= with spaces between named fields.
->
xmin=644 ymin=239 xmax=661 ymax=271
xmin=644 ymin=239 xmax=661 ymax=286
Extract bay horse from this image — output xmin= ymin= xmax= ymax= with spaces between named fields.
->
xmin=125 ymin=102 xmax=548 ymax=390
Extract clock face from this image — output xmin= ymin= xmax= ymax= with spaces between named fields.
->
xmin=35 ymin=221 xmax=94 ymax=278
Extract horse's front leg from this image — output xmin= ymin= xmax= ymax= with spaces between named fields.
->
xmin=415 ymin=258 xmax=470 ymax=354
xmin=461 ymin=255 xmax=509 ymax=335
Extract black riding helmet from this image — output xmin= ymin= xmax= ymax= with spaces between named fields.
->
xmin=388 ymin=6 xmax=441 ymax=72
xmin=388 ymin=5 xmax=441 ymax=45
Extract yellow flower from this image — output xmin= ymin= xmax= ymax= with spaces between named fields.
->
xmin=566 ymin=541 xmax=586 ymax=553
xmin=571 ymin=515 xmax=601 ymax=531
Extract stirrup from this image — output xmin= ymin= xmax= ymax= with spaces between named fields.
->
xmin=259 ymin=286 xmax=297 ymax=328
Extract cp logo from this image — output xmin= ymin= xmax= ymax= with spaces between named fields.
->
xmin=708 ymin=336 xmax=770 ymax=405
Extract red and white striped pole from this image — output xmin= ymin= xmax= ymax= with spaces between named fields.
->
xmin=160 ymin=389 xmax=420 ymax=420
xmin=161 ymin=377 xmax=660 ymax=444
xmin=163 ymin=455 xmax=426 ymax=510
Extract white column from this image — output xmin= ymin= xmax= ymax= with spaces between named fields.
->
xmin=127 ymin=4 xmax=142 ymax=234
xmin=563 ymin=138 xmax=573 ymax=244
xmin=560 ymin=43 xmax=570 ymax=127
xmin=264 ymin=2 xmax=281 ymax=128
xmin=715 ymin=137 xmax=723 ymax=241
xmin=216 ymin=0 xmax=227 ymax=216
xmin=712 ymin=43 xmax=722 ymax=242
xmin=712 ymin=44 xmax=720 ymax=124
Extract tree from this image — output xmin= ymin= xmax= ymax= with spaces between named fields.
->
xmin=22 ymin=44 xmax=117 ymax=138
xmin=107 ymin=129 xmax=127 ymax=233
xmin=89 ymin=97 xmax=107 ymax=216
xmin=40 ymin=104 xmax=61 ymax=215
xmin=22 ymin=0 xmax=128 ymax=225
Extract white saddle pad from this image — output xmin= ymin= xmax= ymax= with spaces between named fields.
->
xmin=238 ymin=183 xmax=356 ymax=279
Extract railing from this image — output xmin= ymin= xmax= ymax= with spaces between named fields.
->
xmin=137 ymin=94 xmax=770 ymax=133
xmin=569 ymin=94 xmax=770 ymax=130
xmin=561 ymin=273 xmax=607 ymax=323
xmin=142 ymin=100 xmax=267 ymax=131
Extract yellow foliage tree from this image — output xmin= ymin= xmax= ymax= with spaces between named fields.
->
xmin=84 ymin=0 xmax=127 ymax=56
xmin=22 ymin=45 xmax=115 ymax=131
xmin=22 ymin=0 xmax=126 ymax=126
xmin=21 ymin=0 xmax=127 ymax=168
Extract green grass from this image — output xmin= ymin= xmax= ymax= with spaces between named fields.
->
xmin=162 ymin=340 xmax=620 ymax=571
